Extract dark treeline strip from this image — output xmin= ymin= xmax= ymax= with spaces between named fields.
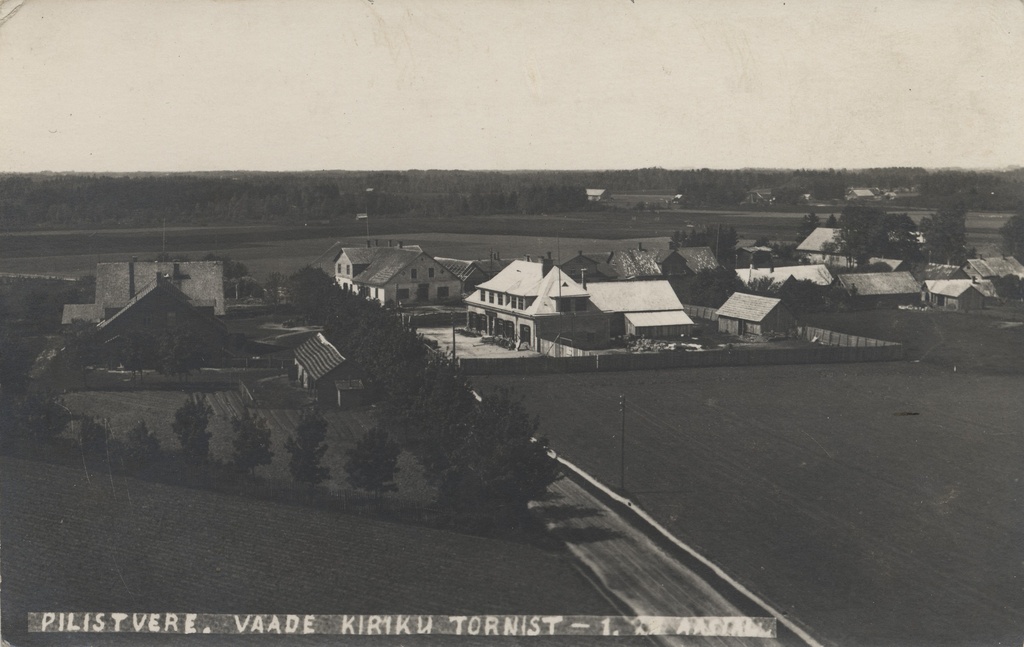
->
xmin=2 ymin=168 xmax=1022 ymax=230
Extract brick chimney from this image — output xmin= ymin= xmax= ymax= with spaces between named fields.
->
xmin=541 ymin=256 xmax=554 ymax=276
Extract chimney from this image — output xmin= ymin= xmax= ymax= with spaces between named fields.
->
xmin=398 ymin=241 xmax=404 ymax=248
xmin=128 ymin=258 xmax=136 ymax=298
xmin=972 ymin=275 xmax=978 ymax=284
xmin=388 ymin=239 xmax=393 ymax=247
xmin=496 ymin=250 xmax=500 ymax=260
xmin=541 ymin=257 xmax=554 ymax=276
xmin=578 ymin=250 xmax=583 ymax=256
xmin=374 ymin=239 xmax=379 ymax=247
xmin=526 ymin=254 xmax=531 ymax=262
xmin=366 ymin=240 xmax=371 ymax=248
xmin=580 ymin=268 xmax=587 ymax=289
xmin=638 ymin=242 xmax=644 ymax=251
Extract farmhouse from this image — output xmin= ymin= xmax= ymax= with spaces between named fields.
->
xmin=716 ymin=293 xmax=796 ymax=336
xmin=921 ymin=280 xmax=987 ymax=312
xmin=90 ymin=272 xmax=228 ymax=347
xmin=434 ymin=258 xmax=490 ymax=295
xmin=846 ymin=187 xmax=880 ymax=202
xmin=963 ymin=256 xmax=1024 ymax=280
xmin=293 ymin=333 xmax=365 ymax=408
xmin=559 ymin=251 xmax=620 ymax=284
xmin=838 ymin=272 xmax=921 ymax=308
xmin=796 ymin=227 xmax=850 ymax=267
xmin=586 ymin=189 xmax=610 ymax=202
xmin=465 ymin=259 xmax=610 ymax=352
xmin=585 ymin=281 xmax=693 ymax=338
xmin=743 ymin=189 xmax=773 ymax=205
xmin=735 ymin=246 xmax=773 ymax=270
xmin=735 ymin=264 xmax=834 ymax=289
xmin=62 ymin=259 xmax=225 ymax=325
xmin=333 ymin=245 xmax=460 ymax=305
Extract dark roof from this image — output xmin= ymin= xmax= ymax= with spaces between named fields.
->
xmin=838 ymin=272 xmax=920 ymax=296
xmin=675 ymin=246 xmax=720 ymax=272
xmin=914 ymin=263 xmax=967 ymax=281
xmin=95 ymin=261 xmax=225 ymax=315
xmin=96 ymin=278 xmax=226 ymax=332
xmin=351 ymin=248 xmax=423 ymax=286
xmin=717 ymin=293 xmax=784 ymax=322
xmin=964 ymin=257 xmax=1024 ymax=279
xmin=435 ymin=258 xmax=483 ymax=282
xmin=608 ymin=249 xmax=663 ymax=279
xmin=61 ymin=303 xmax=105 ymax=325
xmin=294 ymin=333 xmax=346 ymax=381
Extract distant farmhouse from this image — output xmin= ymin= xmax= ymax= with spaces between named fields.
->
xmin=586 ymin=189 xmax=610 ymax=202
xmin=735 ymin=264 xmax=834 ymax=289
xmin=837 ymin=272 xmax=920 ymax=308
xmin=293 ymin=333 xmax=365 ymax=409
xmin=61 ymin=259 xmax=226 ymax=345
xmin=742 ymin=188 xmax=774 ymax=205
xmin=845 ymin=187 xmax=881 ymax=202
xmin=333 ymin=243 xmax=461 ymax=305
xmin=963 ymin=256 xmax=1024 ymax=281
xmin=716 ymin=293 xmax=795 ymax=336
xmin=796 ymin=227 xmax=850 ymax=267
xmin=921 ymin=280 xmax=988 ymax=312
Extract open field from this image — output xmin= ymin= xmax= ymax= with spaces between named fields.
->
xmin=58 ymin=388 xmax=433 ymax=498
xmin=1 ymin=456 xmax=631 ymax=647
xmin=475 ymin=362 xmax=1024 ymax=647
xmin=803 ymin=305 xmax=1024 ymax=375
xmin=1 ymin=209 xmax=1011 ymax=280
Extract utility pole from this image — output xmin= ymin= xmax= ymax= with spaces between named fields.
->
xmin=619 ymin=394 xmax=626 ymax=492
xmin=451 ymin=311 xmax=457 ymax=360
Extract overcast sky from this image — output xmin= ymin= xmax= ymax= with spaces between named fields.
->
xmin=0 ymin=0 xmax=1021 ymax=172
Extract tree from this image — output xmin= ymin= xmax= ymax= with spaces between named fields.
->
xmin=920 ymin=203 xmax=968 ymax=265
xmin=172 ymin=395 xmax=213 ymax=465
xmin=438 ymin=388 xmax=561 ymax=526
xmin=8 ymin=391 xmax=71 ymax=447
xmin=231 ymin=408 xmax=274 ymax=478
xmin=838 ymin=206 xmax=921 ymax=265
xmin=287 ymin=267 xmax=337 ymax=324
xmin=681 ymin=267 xmax=744 ymax=308
xmin=797 ymin=212 xmax=820 ymax=242
xmin=111 ymin=419 xmax=163 ymax=474
xmin=285 ymin=409 xmax=331 ymax=490
xmin=77 ymin=415 xmax=109 ymax=457
xmin=116 ymin=330 xmax=157 ymax=380
xmin=0 ymin=331 xmax=35 ymax=396
xmin=1000 ymin=211 xmax=1024 ymax=257
xmin=824 ymin=214 xmax=838 ymax=227
xmin=344 ymin=427 xmax=401 ymax=499
xmin=62 ymin=320 xmax=101 ymax=387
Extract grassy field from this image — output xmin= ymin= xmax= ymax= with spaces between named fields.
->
xmin=58 ymin=388 xmax=434 ymax=499
xmin=1 ymin=456 xmax=634 ymax=647
xmin=1 ymin=209 xmax=1011 ymax=280
xmin=475 ymin=361 xmax=1024 ymax=647
xmin=803 ymin=304 xmax=1024 ymax=375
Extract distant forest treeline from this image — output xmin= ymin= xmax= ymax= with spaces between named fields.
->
xmin=1 ymin=168 xmax=1021 ymax=229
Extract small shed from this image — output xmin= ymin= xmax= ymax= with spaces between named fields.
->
xmin=624 ymin=311 xmax=693 ymax=338
xmin=838 ymin=272 xmax=921 ymax=308
xmin=586 ymin=189 xmax=610 ymax=202
xmin=716 ymin=293 xmax=796 ymax=336
xmin=922 ymin=280 xmax=986 ymax=311
xmin=293 ymin=333 xmax=365 ymax=408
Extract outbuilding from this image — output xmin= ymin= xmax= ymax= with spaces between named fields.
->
xmin=716 ymin=293 xmax=796 ymax=336
xmin=293 ymin=333 xmax=366 ymax=409
xmin=922 ymin=280 xmax=987 ymax=311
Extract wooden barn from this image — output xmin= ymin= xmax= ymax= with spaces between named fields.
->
xmin=922 ymin=280 xmax=987 ymax=311
xmin=838 ymin=272 xmax=921 ymax=308
xmin=293 ymin=333 xmax=366 ymax=409
xmin=716 ymin=293 xmax=796 ymax=337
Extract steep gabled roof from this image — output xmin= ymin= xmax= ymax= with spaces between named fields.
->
xmin=294 ymin=333 xmax=346 ymax=382
xmin=838 ymin=272 xmax=920 ymax=296
xmin=96 ymin=278 xmax=225 ymax=332
xmin=717 ymin=293 xmax=784 ymax=322
xmin=472 ymin=261 xmax=589 ymax=316
xmin=924 ymin=280 xmax=985 ymax=298
xmin=736 ymin=264 xmax=834 ymax=287
xmin=797 ymin=227 xmax=842 ymax=254
xmin=95 ymin=261 xmax=225 ymax=315
xmin=351 ymin=248 xmax=424 ymax=286
xmin=434 ymin=257 xmax=483 ymax=282
xmin=964 ymin=257 xmax=1024 ymax=279
xmin=608 ymin=249 xmax=663 ymax=279
xmin=914 ymin=263 xmax=967 ymax=282
xmin=866 ymin=257 xmax=906 ymax=271
xmin=586 ymin=188 xmax=608 ymax=197
xmin=675 ymin=246 xmax=720 ymax=272
xmin=585 ymin=280 xmax=685 ymax=313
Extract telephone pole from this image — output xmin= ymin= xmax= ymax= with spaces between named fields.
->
xmin=619 ymin=394 xmax=626 ymax=492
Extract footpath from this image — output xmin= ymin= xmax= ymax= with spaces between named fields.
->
xmin=532 ymin=471 xmax=817 ymax=647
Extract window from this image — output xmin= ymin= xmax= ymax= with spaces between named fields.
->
xmin=397 ymin=288 xmax=410 ymax=300
xmin=575 ymin=298 xmax=587 ymax=312
xmin=428 ymin=267 xmax=435 ymax=278
xmin=488 ymin=291 xmax=495 ymax=304
xmin=497 ymin=293 xmax=504 ymax=306
xmin=437 ymin=286 xmax=449 ymax=299
xmin=411 ymin=269 xmax=418 ymax=279
xmin=337 ymin=264 xmax=342 ymax=273
xmin=346 ymin=265 xmax=351 ymax=274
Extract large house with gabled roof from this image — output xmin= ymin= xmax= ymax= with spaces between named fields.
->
xmin=333 ymin=243 xmax=461 ymax=306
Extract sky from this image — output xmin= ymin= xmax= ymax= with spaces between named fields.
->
xmin=0 ymin=0 xmax=1021 ymax=172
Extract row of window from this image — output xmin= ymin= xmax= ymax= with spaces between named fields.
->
xmin=336 ymin=264 xmax=441 ymax=280
xmin=480 ymin=290 xmax=533 ymax=309
xmin=396 ymin=286 xmax=449 ymax=300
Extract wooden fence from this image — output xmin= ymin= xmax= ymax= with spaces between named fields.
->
xmin=459 ymin=327 xmax=903 ymax=375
